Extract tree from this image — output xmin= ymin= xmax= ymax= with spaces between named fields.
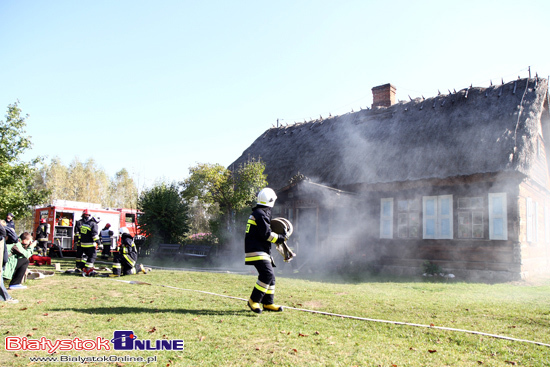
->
xmin=35 ymin=157 xmax=69 ymax=204
xmin=65 ymin=158 xmax=110 ymax=204
xmin=137 ymin=182 xmax=190 ymax=247
xmin=180 ymin=159 xmax=267 ymax=250
xmin=109 ymin=168 xmax=138 ymax=208
xmin=36 ymin=158 xmax=138 ymax=209
xmin=0 ymin=102 xmax=49 ymax=220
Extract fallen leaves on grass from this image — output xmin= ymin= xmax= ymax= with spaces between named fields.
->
xmin=428 ymin=350 xmax=437 ymax=353
xmin=298 ymin=333 xmax=308 ymax=337
xmin=148 ymin=327 xmax=157 ymax=333
xmin=20 ymin=307 xmax=28 ymax=311
xmin=504 ymin=362 xmax=517 ymax=365
xmin=199 ymin=336 xmax=206 ymax=342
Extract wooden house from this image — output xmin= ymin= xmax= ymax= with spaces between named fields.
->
xmin=230 ymin=77 xmax=550 ymax=281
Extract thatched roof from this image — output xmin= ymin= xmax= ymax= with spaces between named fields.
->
xmin=230 ymin=77 xmax=549 ymax=190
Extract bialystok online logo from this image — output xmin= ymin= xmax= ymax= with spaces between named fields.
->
xmin=5 ymin=330 xmax=184 ymax=354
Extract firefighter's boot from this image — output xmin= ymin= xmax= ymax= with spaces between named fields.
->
xmin=263 ymin=304 xmax=284 ymax=312
xmin=247 ymin=299 xmax=262 ymax=314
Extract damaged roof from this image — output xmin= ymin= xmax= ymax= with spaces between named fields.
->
xmin=230 ymin=77 xmax=550 ymax=190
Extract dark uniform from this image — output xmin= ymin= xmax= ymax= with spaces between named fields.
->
xmin=74 ymin=214 xmax=100 ymax=274
xmin=245 ymin=205 xmax=283 ymax=311
xmin=35 ymin=222 xmax=50 ymax=256
xmin=113 ymin=232 xmax=138 ymax=275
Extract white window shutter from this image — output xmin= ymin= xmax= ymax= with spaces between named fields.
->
xmin=380 ymin=198 xmax=393 ymax=239
xmin=489 ymin=193 xmax=508 ymax=240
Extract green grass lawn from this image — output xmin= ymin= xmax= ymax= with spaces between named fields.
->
xmin=1 ymin=258 xmax=550 ymax=366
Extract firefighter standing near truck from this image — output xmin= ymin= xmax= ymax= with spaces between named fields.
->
xmin=74 ymin=209 xmax=100 ymax=276
xmin=99 ymin=223 xmax=114 ymax=260
xmin=35 ymin=219 xmax=50 ymax=256
xmin=245 ymin=188 xmax=287 ymax=314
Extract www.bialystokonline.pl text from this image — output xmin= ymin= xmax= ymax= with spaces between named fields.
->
xmin=28 ymin=355 xmax=158 ymax=364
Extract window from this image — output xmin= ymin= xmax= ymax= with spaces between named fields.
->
xmin=125 ymin=213 xmax=136 ymax=224
xmin=380 ymin=198 xmax=393 ymax=239
xmin=397 ymin=199 xmax=420 ymax=238
xmin=526 ymin=197 xmax=536 ymax=242
xmin=489 ymin=193 xmax=507 ymax=240
xmin=526 ymin=199 xmax=539 ymax=242
xmin=535 ymin=201 xmax=539 ymax=242
xmin=457 ymin=197 xmax=484 ymax=239
xmin=545 ymin=206 xmax=550 ymax=244
xmin=423 ymin=195 xmax=453 ymax=239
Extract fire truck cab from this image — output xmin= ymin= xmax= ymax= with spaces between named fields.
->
xmin=33 ymin=200 xmax=142 ymax=255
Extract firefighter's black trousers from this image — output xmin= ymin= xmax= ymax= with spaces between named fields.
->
xmin=101 ymin=243 xmax=111 ymax=259
xmin=250 ymin=260 xmax=276 ymax=305
xmin=76 ymin=246 xmax=97 ymax=269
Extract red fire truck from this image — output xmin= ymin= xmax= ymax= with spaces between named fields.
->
xmin=33 ymin=200 xmax=142 ymax=254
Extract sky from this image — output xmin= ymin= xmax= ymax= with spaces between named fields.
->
xmin=1 ymin=0 xmax=549 ymax=190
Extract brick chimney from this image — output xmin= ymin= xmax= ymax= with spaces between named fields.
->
xmin=371 ymin=83 xmax=396 ymax=108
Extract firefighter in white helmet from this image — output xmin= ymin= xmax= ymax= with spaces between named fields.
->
xmin=244 ymin=187 xmax=287 ymax=313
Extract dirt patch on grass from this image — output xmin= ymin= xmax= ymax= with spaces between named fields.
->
xmin=508 ymin=275 xmax=550 ymax=287
xmin=303 ymin=300 xmax=323 ymax=309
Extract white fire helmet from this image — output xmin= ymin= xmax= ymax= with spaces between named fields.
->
xmin=119 ymin=227 xmax=130 ymax=235
xmin=257 ymin=188 xmax=277 ymax=207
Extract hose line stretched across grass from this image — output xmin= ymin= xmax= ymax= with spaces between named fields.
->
xmin=108 ymin=278 xmax=550 ymax=348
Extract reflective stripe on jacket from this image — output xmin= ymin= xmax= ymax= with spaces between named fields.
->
xmin=244 ymin=205 xmax=278 ymax=265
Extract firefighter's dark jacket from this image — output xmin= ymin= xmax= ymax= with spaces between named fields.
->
xmin=74 ymin=217 xmax=100 ymax=245
xmin=120 ymin=233 xmax=136 ymax=252
xmin=245 ymin=205 xmax=278 ymax=264
xmin=36 ymin=224 xmax=49 ymax=241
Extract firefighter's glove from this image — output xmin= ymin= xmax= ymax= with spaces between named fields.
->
xmin=275 ymin=234 xmax=288 ymax=244
xmin=98 ymin=244 xmax=104 ymax=250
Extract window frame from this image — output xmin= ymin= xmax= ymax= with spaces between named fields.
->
xmin=397 ymin=198 xmax=420 ymax=238
xmin=457 ymin=197 xmax=484 ymax=239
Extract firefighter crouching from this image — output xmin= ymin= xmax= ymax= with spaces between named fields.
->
xmin=100 ymin=223 xmax=114 ymax=260
xmin=74 ymin=209 xmax=100 ymax=276
xmin=35 ymin=219 xmax=50 ymax=256
xmin=245 ymin=188 xmax=288 ymax=314
xmin=112 ymin=227 xmax=145 ymax=276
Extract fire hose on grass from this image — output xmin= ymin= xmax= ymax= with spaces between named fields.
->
xmin=108 ymin=278 xmax=550 ymax=348
xmin=107 ymin=216 xmax=550 ymax=348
